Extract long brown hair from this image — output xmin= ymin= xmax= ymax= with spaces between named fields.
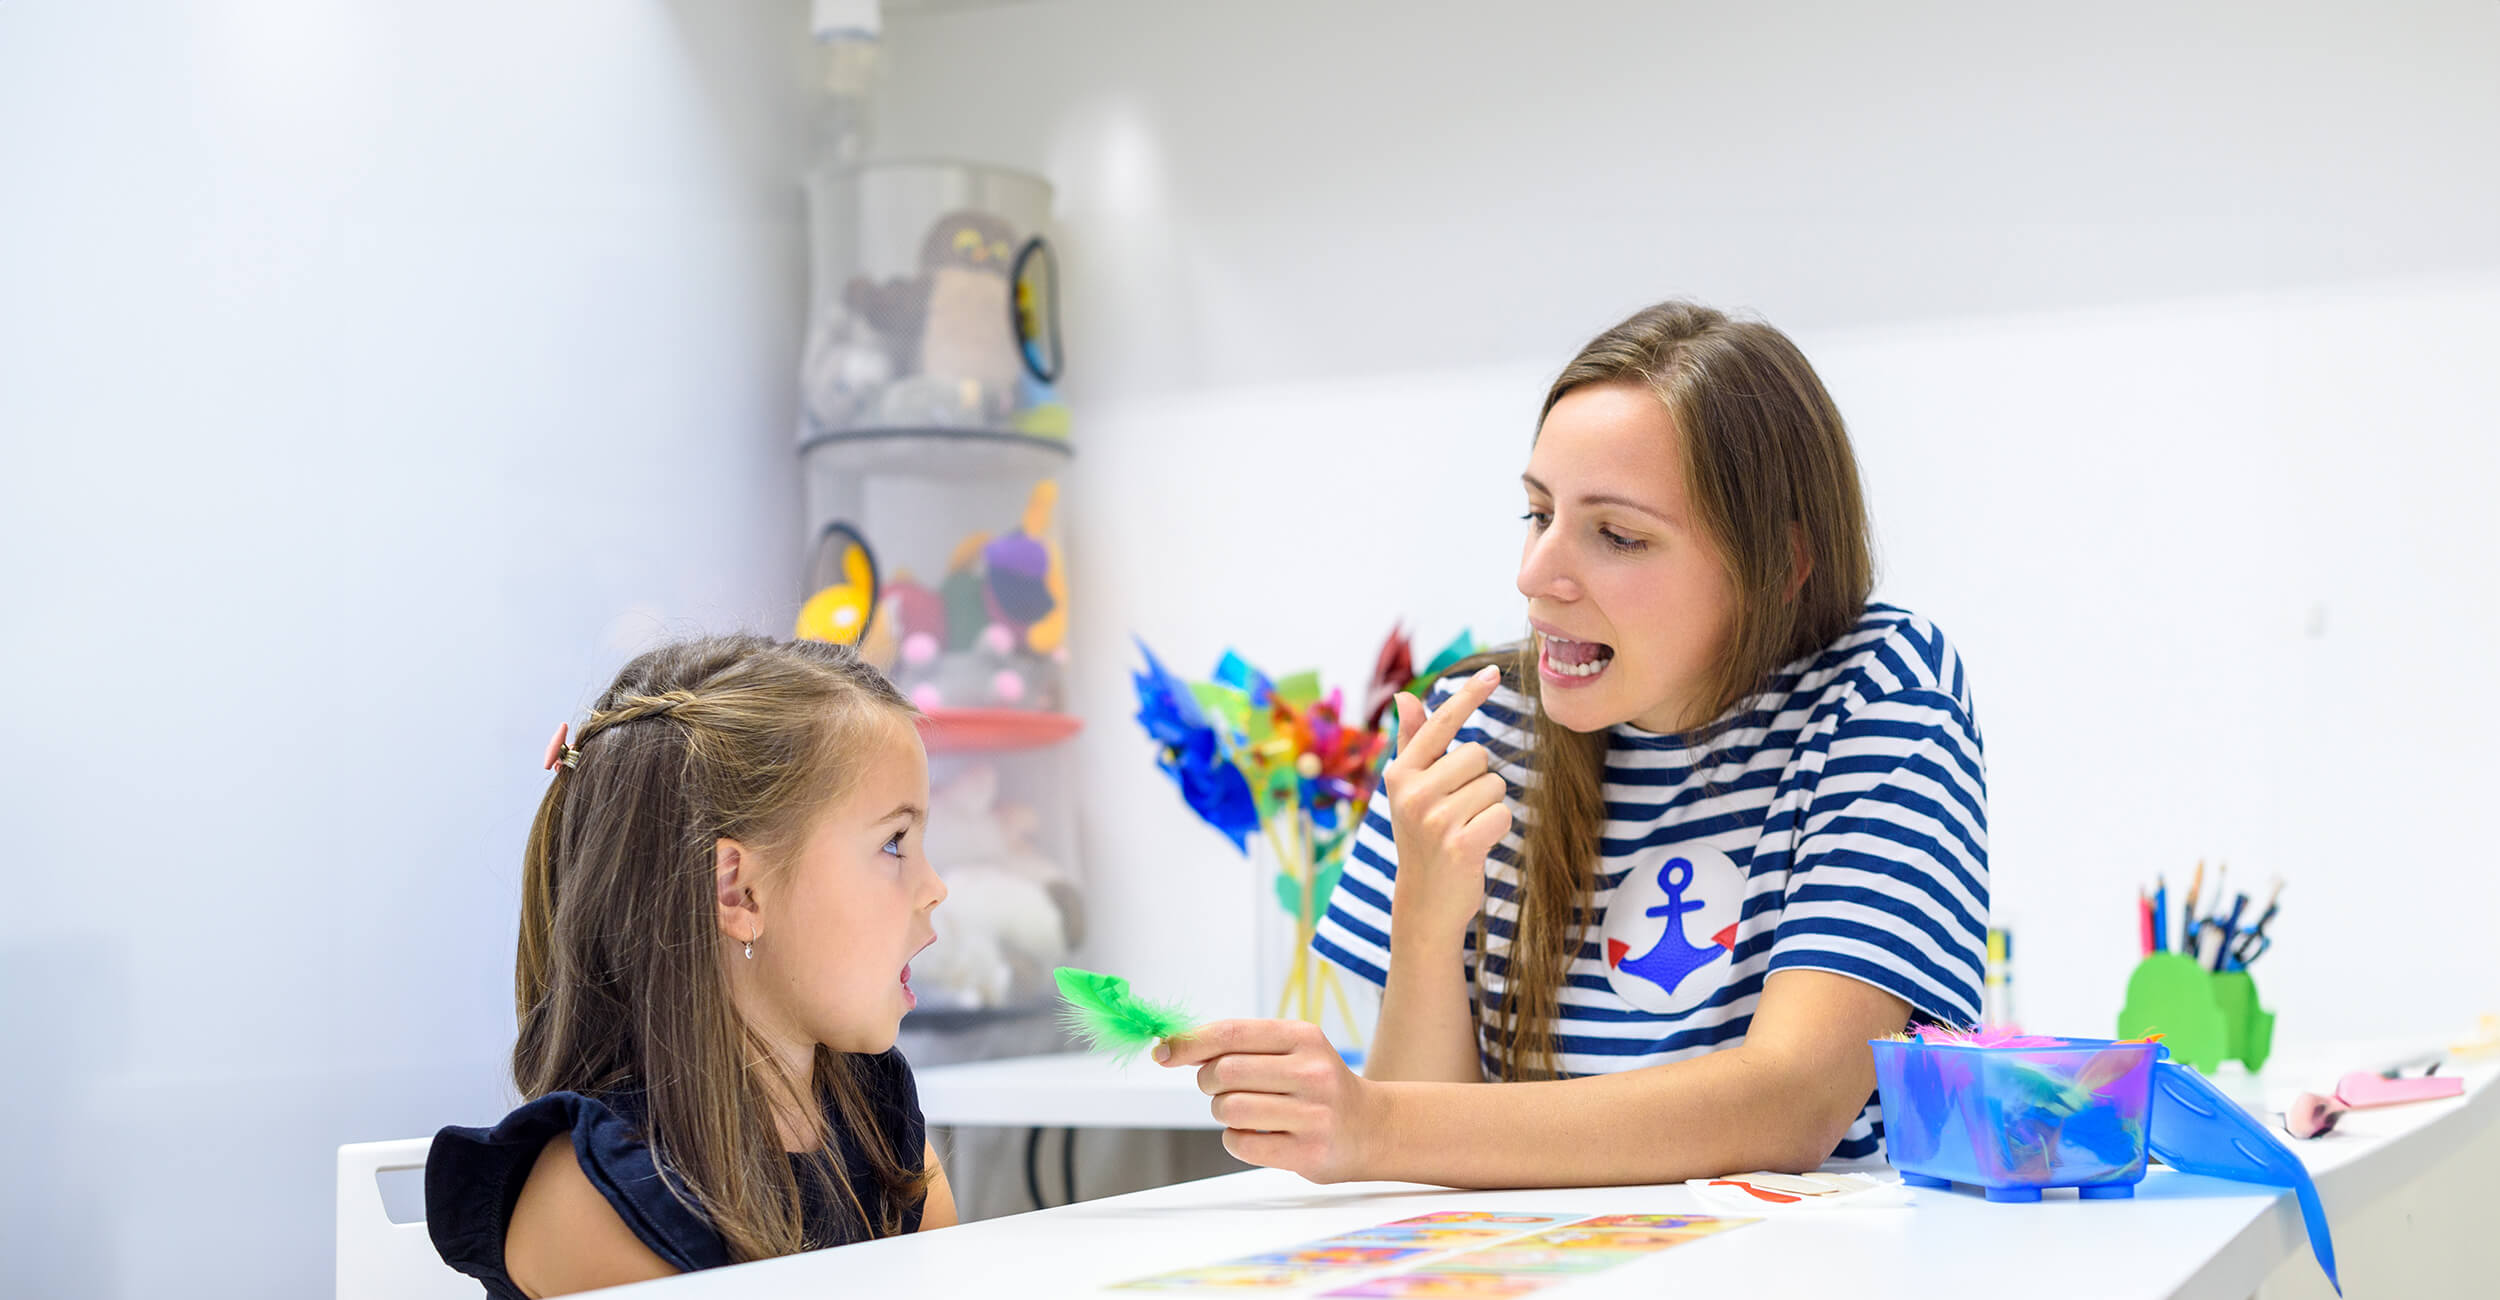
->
xmin=513 ymin=634 xmax=932 ymax=1260
xmin=1479 ymin=301 xmax=1874 ymax=1081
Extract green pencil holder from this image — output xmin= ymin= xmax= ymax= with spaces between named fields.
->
xmin=2116 ymin=952 xmax=2274 ymax=1074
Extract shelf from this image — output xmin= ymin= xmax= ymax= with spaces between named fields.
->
xmin=918 ymin=708 xmax=1083 ymax=754
xmin=799 ymin=421 xmax=1074 ymax=479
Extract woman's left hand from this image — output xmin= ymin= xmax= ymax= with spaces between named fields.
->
xmin=1156 ymin=1018 xmax=1383 ymax=1183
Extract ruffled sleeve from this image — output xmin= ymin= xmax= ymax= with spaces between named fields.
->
xmin=426 ymin=1091 xmax=727 ymax=1298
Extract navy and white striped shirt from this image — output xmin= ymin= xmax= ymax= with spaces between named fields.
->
xmin=1313 ymin=603 xmax=1988 ymax=1161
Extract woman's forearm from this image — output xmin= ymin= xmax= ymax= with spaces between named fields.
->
xmin=1363 ymin=934 xmax=1482 ymax=1083
xmin=1354 ymin=970 xmax=1910 ymax=1186
xmin=1361 ymin=1044 xmax=1857 ymax=1187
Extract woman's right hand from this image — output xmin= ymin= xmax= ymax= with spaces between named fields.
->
xmin=1380 ymin=664 xmax=1513 ymax=946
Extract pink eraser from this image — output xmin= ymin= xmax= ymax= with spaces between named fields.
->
xmin=2335 ymin=1070 xmax=2465 ymax=1108
xmin=2282 ymin=1092 xmax=2346 ymax=1139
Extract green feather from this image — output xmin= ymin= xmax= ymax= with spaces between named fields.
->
xmin=1053 ymin=966 xmax=1201 ymax=1057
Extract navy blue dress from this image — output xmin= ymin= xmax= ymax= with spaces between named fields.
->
xmin=426 ymin=1049 xmax=926 ymax=1298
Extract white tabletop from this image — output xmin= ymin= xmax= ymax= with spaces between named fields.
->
xmin=585 ymin=1043 xmax=2491 ymax=1299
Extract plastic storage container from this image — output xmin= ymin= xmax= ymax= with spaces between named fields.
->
xmin=793 ymin=157 xmax=1080 ymax=1024
xmin=794 ymin=431 xmax=1081 ymax=1017
xmin=801 ymin=431 xmax=1073 ymax=719
xmin=1872 ymin=1036 xmax=2341 ymax=1293
xmin=801 ymin=160 xmax=1065 ymax=440
xmin=1872 ymin=1037 xmax=2158 ymax=1201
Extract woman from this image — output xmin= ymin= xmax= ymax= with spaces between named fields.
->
xmin=1160 ymin=301 xmax=1986 ymax=1187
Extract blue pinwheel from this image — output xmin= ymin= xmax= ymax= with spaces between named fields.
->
xmin=1131 ymin=639 xmax=1262 ymax=852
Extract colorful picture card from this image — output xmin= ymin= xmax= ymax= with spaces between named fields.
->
xmin=1497 ymin=1226 xmax=1713 ymax=1250
xmin=1112 ymin=1264 xmax=1332 ymax=1291
xmin=1319 ymin=1275 xmax=1548 ymax=1299
xmin=1570 ymin=1213 xmax=1747 ymax=1231
xmin=1432 ymin=1247 xmax=1649 ymax=1275
xmin=1320 ymin=1226 xmax=1519 ymax=1249
xmin=1234 ymin=1246 xmax=1435 ymax=1270
xmin=1109 ymin=1211 xmax=1584 ymax=1292
xmin=1109 ymin=1209 xmax=1756 ymax=1295
xmin=1392 ymin=1212 xmax=1591 ymax=1227
xmin=1314 ymin=1213 xmax=1759 ymax=1299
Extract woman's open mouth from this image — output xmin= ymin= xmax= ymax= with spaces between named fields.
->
xmin=1538 ymin=631 xmax=1615 ymax=687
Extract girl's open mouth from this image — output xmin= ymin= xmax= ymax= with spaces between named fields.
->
xmin=901 ymin=936 xmax=933 ymax=1009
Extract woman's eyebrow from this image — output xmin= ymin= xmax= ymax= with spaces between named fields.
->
xmin=879 ymin=802 xmax=925 ymax=826
xmin=1520 ymin=473 xmax=1675 ymax=526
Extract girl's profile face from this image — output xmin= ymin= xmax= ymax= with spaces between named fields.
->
xmin=751 ymin=712 xmax=946 ymax=1055
xmin=1517 ymin=381 xmax=1739 ymax=735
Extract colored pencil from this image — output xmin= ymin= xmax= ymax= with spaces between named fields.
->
xmin=2181 ymin=859 xmax=2205 ymax=950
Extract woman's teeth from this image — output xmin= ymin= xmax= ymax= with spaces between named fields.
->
xmin=1542 ymin=634 xmax=1615 ymax=678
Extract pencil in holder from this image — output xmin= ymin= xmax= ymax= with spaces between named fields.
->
xmin=2117 ymin=952 xmax=2274 ymax=1074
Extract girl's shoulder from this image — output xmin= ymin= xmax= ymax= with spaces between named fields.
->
xmin=427 ymin=1086 xmax=734 ymax=1295
xmin=424 ymin=1052 xmax=928 ymax=1293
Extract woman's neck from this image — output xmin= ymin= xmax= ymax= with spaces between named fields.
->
xmin=1629 ymin=694 xmax=1709 ymax=736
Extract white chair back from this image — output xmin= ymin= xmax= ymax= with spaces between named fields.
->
xmin=336 ymin=1138 xmax=477 ymax=1300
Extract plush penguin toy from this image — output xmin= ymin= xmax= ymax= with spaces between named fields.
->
xmin=914 ymin=210 xmax=1023 ymax=415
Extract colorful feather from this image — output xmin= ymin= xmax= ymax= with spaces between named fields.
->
xmin=1910 ymin=1023 xmax=2066 ymax=1049
xmin=1054 ymin=966 xmax=1201 ymax=1057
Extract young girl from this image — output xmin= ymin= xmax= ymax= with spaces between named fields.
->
xmin=428 ymin=635 xmax=956 ymax=1298
xmin=1160 ymin=301 xmax=1987 ymax=1187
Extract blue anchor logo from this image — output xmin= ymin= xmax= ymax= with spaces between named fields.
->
xmin=1608 ymin=857 xmax=1737 ymax=997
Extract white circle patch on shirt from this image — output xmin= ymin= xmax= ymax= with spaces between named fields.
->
xmin=1600 ymin=844 xmax=1746 ymax=1015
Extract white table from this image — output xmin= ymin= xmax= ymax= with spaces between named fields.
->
xmin=582 ymin=1043 xmax=2493 ymax=1299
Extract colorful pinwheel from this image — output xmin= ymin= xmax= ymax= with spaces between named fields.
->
xmin=1128 ymin=625 xmax=1478 ymax=1042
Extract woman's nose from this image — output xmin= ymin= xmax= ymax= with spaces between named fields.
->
xmin=1517 ymin=529 xmax=1578 ymax=603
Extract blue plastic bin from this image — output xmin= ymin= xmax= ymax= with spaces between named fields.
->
xmin=1870 ymin=1035 xmax=2341 ymax=1294
xmin=1870 ymin=1036 xmax=2157 ymax=1201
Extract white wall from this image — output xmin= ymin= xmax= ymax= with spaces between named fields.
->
xmin=869 ymin=1 xmax=2500 ymax=1040
xmin=1051 ymin=278 xmax=2500 ymax=1044
xmin=0 ymin=3 xmax=813 ymax=1296
xmin=876 ymin=0 xmax=2500 ymax=395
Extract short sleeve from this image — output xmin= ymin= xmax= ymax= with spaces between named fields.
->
xmin=1769 ymin=688 xmax=1989 ymax=1027
xmin=1312 ymin=781 xmax=1403 ymax=988
xmin=426 ymin=1092 xmax=728 ymax=1296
